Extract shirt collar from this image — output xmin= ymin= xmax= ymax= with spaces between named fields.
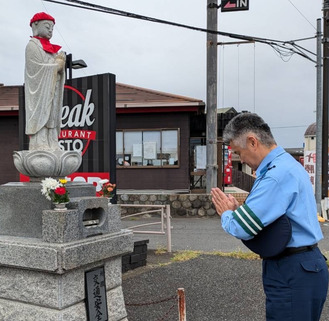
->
xmin=256 ymin=146 xmax=285 ymax=177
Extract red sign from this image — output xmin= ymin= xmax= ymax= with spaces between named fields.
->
xmin=58 ymin=129 xmax=96 ymax=156
xmin=67 ymin=172 xmax=110 ymax=193
xmin=20 ymin=172 xmax=110 ymax=194
xmin=224 ymin=146 xmax=232 ymax=185
xmin=221 ymin=0 xmax=249 ymax=12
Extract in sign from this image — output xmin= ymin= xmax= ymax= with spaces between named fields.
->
xmin=221 ymin=0 xmax=249 ymax=12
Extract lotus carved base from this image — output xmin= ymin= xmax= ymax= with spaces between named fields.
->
xmin=13 ymin=150 xmax=82 ymax=180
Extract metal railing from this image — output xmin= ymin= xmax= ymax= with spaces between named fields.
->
xmin=121 ymin=204 xmax=172 ymax=252
xmin=232 ymin=168 xmax=255 ymax=192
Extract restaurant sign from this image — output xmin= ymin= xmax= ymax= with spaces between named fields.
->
xmin=20 ymin=73 xmax=116 ymax=195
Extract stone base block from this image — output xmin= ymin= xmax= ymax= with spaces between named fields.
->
xmin=0 ymin=180 xmax=133 ymax=321
xmin=0 ymin=182 xmax=96 ymax=238
xmin=42 ymin=197 xmax=115 ymax=243
xmin=0 ymin=285 xmax=128 ymax=321
xmin=0 ymin=257 xmax=122 ymax=309
xmin=0 ymin=229 xmax=133 ymax=273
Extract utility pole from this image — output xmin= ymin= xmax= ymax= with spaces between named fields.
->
xmin=206 ymin=0 xmax=218 ymax=193
xmin=322 ymin=1 xmax=329 ymax=199
xmin=316 ymin=18 xmax=323 ymax=213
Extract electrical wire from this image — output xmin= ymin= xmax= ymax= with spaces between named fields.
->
xmin=272 ymin=125 xmax=309 ymax=129
xmin=43 ymin=0 xmax=317 ymax=64
xmin=41 ymin=0 xmax=72 ymax=53
xmin=253 ymin=43 xmax=256 ymax=113
xmin=40 ymin=0 xmax=91 ymax=75
xmin=288 ymin=0 xmax=316 ymax=31
xmin=290 ymin=42 xmax=317 ymax=57
xmin=289 ymin=36 xmax=317 ymax=43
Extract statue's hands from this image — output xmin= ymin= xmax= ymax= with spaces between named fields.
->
xmin=58 ymin=51 xmax=66 ymax=59
xmin=56 ymin=51 xmax=66 ymax=73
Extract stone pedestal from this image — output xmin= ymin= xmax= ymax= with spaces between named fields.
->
xmin=0 ymin=183 xmax=133 ymax=321
xmin=0 ymin=182 xmax=96 ymax=238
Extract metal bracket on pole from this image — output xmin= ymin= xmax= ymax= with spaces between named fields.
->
xmin=207 ymin=3 xmax=221 ymax=9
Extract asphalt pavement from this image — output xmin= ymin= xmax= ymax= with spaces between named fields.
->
xmin=121 ymin=217 xmax=329 ymax=321
xmin=122 ymin=216 xmax=329 ymax=253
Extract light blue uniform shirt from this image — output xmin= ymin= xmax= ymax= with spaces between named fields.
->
xmin=221 ymin=146 xmax=323 ymax=247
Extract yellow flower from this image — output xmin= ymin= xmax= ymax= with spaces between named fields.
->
xmin=59 ymin=179 xmax=67 ymax=185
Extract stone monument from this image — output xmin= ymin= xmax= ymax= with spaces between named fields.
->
xmin=13 ymin=11 xmax=81 ymax=179
xmin=0 ymin=12 xmax=133 ymax=320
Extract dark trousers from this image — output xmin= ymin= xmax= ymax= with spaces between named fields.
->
xmin=262 ymin=247 xmax=328 ymax=321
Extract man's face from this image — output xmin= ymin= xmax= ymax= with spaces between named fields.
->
xmin=230 ymin=138 xmax=260 ymax=171
xmin=36 ymin=20 xmax=54 ymax=39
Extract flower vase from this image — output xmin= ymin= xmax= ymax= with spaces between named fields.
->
xmin=53 ymin=202 xmax=68 ymax=211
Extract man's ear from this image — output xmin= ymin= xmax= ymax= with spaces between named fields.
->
xmin=247 ymin=135 xmax=258 ymax=149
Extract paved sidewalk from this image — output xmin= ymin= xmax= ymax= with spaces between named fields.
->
xmin=121 ymin=217 xmax=329 ymax=321
xmin=122 ymin=216 xmax=329 ymax=253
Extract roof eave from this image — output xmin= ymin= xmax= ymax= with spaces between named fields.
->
xmin=0 ymin=107 xmax=19 ymax=111
xmin=116 ymin=102 xmax=205 ymax=108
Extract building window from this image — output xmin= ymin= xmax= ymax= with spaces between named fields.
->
xmin=116 ymin=129 xmax=180 ymax=167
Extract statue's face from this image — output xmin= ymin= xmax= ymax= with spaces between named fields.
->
xmin=35 ymin=20 xmax=54 ymax=39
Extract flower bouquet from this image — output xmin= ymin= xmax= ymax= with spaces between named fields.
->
xmin=96 ymin=179 xmax=116 ymax=198
xmin=41 ymin=177 xmax=70 ymax=204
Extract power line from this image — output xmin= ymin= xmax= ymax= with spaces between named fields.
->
xmin=43 ymin=0 xmax=317 ymax=63
xmin=271 ymin=125 xmax=309 ymax=129
xmin=288 ymin=0 xmax=317 ymax=31
xmin=42 ymin=0 xmax=72 ymax=52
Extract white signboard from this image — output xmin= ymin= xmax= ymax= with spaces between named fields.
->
xmin=196 ymin=145 xmax=207 ymax=170
xmin=133 ymin=144 xmax=142 ymax=157
xmin=143 ymin=142 xmax=157 ymax=160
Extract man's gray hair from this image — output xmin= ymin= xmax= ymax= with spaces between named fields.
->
xmin=223 ymin=113 xmax=276 ymax=147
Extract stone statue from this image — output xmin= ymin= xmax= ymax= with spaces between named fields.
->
xmin=13 ymin=12 xmax=82 ymax=179
xmin=25 ymin=12 xmax=66 ymax=151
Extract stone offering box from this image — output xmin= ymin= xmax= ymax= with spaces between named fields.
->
xmin=0 ymin=182 xmax=133 ymax=321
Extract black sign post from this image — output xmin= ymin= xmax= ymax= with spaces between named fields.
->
xmin=85 ymin=266 xmax=108 ymax=321
xmin=63 ymin=73 xmax=116 ymax=180
xmin=63 ymin=73 xmax=117 ymax=202
xmin=221 ymin=0 xmax=249 ymax=12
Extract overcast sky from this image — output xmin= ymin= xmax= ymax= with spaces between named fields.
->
xmin=0 ymin=0 xmax=323 ymax=148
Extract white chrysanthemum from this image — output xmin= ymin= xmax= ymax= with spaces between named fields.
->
xmin=41 ymin=177 xmax=60 ymax=200
xmin=43 ymin=193 xmax=52 ymax=201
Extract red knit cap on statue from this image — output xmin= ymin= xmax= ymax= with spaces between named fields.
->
xmin=30 ymin=12 xmax=55 ymax=26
